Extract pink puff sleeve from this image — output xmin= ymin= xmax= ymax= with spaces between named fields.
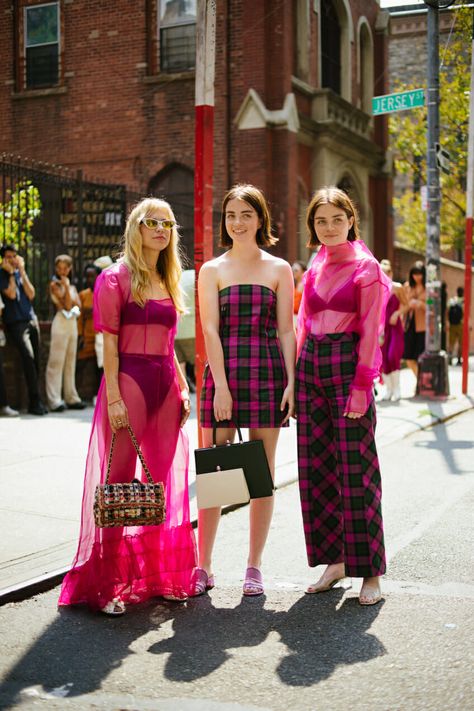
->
xmin=296 ymin=272 xmax=309 ymax=358
xmin=345 ymin=258 xmax=391 ymax=415
xmin=93 ymin=268 xmax=124 ymax=335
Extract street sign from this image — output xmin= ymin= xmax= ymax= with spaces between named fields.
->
xmin=372 ymin=88 xmax=425 ymax=116
xmin=435 ymin=142 xmax=451 ymax=175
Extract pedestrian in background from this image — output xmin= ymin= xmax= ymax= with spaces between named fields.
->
xmin=175 ymin=268 xmax=196 ymax=392
xmin=194 ymin=184 xmax=295 ymax=597
xmin=59 ymin=197 xmax=196 ymax=615
xmin=379 ymin=259 xmax=407 ymax=402
xmin=296 ymin=187 xmax=390 ymax=605
xmin=0 ymin=293 xmax=19 ymax=417
xmin=0 ymin=244 xmax=46 ymax=415
xmin=448 ymin=286 xmax=464 ymax=365
xmin=45 ymin=254 xmax=85 ymax=412
xmin=76 ymin=263 xmax=102 ymax=401
xmin=403 ymin=260 xmax=426 ymax=383
xmin=292 ymin=260 xmax=306 ymax=317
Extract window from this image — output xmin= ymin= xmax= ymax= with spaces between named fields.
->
xmin=24 ymin=2 xmax=60 ymax=89
xmin=321 ymin=1 xmax=340 ymax=94
xmin=160 ymin=0 xmax=196 ymax=73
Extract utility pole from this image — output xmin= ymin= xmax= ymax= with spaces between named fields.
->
xmin=462 ymin=9 xmax=474 ymax=394
xmin=194 ymin=0 xmax=216 ymax=442
xmin=417 ymin=0 xmax=451 ymax=397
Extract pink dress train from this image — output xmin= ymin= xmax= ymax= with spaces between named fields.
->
xmin=58 ymin=263 xmax=197 ymax=610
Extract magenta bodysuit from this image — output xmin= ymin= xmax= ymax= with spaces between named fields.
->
xmin=297 ymin=240 xmax=390 ymax=414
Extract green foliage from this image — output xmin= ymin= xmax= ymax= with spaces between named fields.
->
xmin=389 ymin=6 xmax=471 ymax=253
xmin=0 ymin=181 xmax=42 ymax=250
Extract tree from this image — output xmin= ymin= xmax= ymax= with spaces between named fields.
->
xmin=0 ymin=181 xmax=42 ymax=250
xmin=389 ymin=6 xmax=471 ymax=254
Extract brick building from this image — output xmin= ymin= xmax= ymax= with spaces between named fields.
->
xmin=0 ymin=0 xmax=393 ymax=264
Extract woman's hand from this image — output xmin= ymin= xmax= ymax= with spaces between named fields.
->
xmin=107 ymin=398 xmax=129 ymax=433
xmin=389 ymin=310 xmax=400 ymax=326
xmin=344 ymin=411 xmax=363 ymax=419
xmin=280 ymin=384 xmax=295 ymax=424
xmin=213 ymin=385 xmax=233 ymax=422
xmin=180 ymin=388 xmax=191 ymax=427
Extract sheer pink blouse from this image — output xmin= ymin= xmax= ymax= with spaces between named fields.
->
xmin=297 ymin=240 xmax=391 ymax=414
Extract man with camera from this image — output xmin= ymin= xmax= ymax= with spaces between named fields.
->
xmin=0 ymin=244 xmax=47 ymax=415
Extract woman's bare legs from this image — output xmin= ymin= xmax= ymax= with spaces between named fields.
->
xmin=247 ymin=428 xmax=280 ymax=571
xmin=196 ymin=426 xmax=235 ymax=576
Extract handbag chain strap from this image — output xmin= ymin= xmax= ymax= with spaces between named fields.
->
xmin=105 ymin=425 xmax=155 ymax=486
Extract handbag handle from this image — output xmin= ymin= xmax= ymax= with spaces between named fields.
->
xmin=105 ymin=425 xmax=155 ymax=485
xmin=212 ymin=420 xmax=244 ymax=447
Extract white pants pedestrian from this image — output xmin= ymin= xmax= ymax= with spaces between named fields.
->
xmin=46 ymin=312 xmax=81 ymax=409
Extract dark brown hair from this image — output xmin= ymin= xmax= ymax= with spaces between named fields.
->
xmin=306 ymin=186 xmax=360 ymax=246
xmin=408 ymin=260 xmax=426 ymax=288
xmin=219 ymin=184 xmax=277 ymax=248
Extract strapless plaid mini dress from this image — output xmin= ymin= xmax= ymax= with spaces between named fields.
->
xmin=200 ymin=284 xmax=289 ymax=428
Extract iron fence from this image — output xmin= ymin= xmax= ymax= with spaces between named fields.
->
xmin=0 ymin=155 xmax=127 ymax=320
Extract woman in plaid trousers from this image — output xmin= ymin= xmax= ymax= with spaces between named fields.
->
xmin=194 ymin=184 xmax=296 ymax=597
xmin=296 ymin=187 xmax=390 ymax=605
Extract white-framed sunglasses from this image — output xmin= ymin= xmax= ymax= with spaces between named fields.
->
xmin=140 ymin=217 xmax=175 ymax=230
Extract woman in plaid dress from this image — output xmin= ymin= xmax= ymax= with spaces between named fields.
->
xmin=194 ymin=184 xmax=296 ymax=597
xmin=296 ymin=187 xmax=390 ymax=605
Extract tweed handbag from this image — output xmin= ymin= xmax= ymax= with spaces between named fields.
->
xmin=94 ymin=426 xmax=166 ymax=527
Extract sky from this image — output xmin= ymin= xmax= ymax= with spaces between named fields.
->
xmin=379 ymin=1 xmax=425 ymax=7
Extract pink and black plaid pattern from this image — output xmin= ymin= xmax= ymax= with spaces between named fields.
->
xmin=200 ymin=284 xmax=289 ymax=428
xmin=295 ymin=332 xmax=386 ymax=577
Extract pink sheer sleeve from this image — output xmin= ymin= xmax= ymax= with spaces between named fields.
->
xmin=296 ymin=272 xmax=309 ymax=358
xmin=345 ymin=259 xmax=391 ymax=415
xmin=93 ymin=268 xmax=124 ymax=335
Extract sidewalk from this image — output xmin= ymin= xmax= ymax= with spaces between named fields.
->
xmin=0 ymin=359 xmax=472 ymax=602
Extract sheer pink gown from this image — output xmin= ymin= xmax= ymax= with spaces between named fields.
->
xmin=59 ymin=263 xmax=197 ymax=610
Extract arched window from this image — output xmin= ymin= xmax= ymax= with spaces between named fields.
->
xmin=321 ymin=1 xmax=341 ymax=94
xmin=148 ymin=163 xmax=194 ymax=263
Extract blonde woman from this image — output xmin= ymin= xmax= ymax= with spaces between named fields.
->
xmin=59 ymin=198 xmax=197 ymax=615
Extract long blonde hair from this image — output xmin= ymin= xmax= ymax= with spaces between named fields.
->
xmin=121 ymin=197 xmax=184 ymax=312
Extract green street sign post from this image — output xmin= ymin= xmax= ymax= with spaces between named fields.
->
xmin=372 ymin=88 xmax=425 ymax=116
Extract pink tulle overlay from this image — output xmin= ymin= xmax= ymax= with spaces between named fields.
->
xmin=59 ymin=263 xmax=197 ymax=610
xmin=297 ymin=240 xmax=391 ymax=414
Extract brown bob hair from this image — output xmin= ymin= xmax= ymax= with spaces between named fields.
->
xmin=219 ymin=184 xmax=277 ymax=248
xmin=306 ymin=186 xmax=360 ymax=246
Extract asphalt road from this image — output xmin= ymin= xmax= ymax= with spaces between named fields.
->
xmin=0 ymin=409 xmax=473 ymax=711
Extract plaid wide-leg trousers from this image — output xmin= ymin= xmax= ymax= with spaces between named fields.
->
xmin=295 ymin=333 xmax=386 ymax=578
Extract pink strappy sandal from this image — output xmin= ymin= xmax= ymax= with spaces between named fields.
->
xmin=191 ymin=568 xmax=215 ymax=597
xmin=243 ymin=567 xmax=264 ymax=596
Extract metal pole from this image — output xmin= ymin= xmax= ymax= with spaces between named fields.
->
xmin=194 ymin=0 xmax=216 ymax=444
xmin=418 ymin=1 xmax=449 ymax=396
xmin=461 ymin=9 xmax=474 ymax=394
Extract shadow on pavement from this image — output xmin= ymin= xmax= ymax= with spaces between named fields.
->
xmin=275 ymin=593 xmax=386 ymax=686
xmin=0 ymin=591 xmax=386 ymax=706
xmin=149 ymin=590 xmax=385 ymax=686
xmin=412 ymin=417 xmax=474 ymax=476
xmin=0 ymin=601 xmax=177 ymax=707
